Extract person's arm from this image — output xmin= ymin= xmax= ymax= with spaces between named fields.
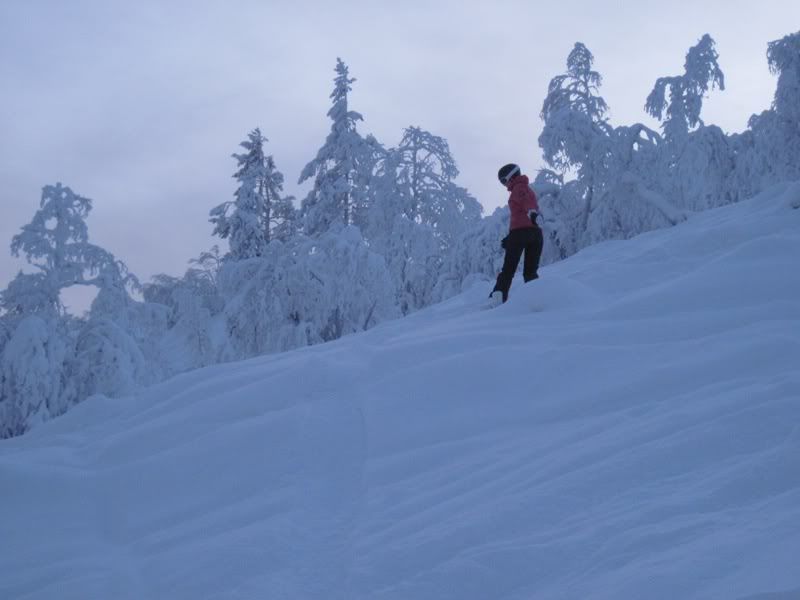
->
xmin=528 ymin=187 xmax=540 ymax=214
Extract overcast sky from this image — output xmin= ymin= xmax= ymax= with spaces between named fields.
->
xmin=2 ymin=0 xmax=798 ymax=311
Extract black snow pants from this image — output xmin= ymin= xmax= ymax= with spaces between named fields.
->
xmin=492 ymin=226 xmax=544 ymax=302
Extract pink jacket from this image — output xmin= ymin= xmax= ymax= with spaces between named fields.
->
xmin=507 ymin=174 xmax=539 ymax=230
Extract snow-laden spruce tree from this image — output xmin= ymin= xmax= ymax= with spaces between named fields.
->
xmin=87 ymin=258 xmax=140 ymax=324
xmin=0 ymin=313 xmax=11 ymax=369
xmin=290 ymin=227 xmax=398 ymax=343
xmin=394 ymin=126 xmax=482 ymax=252
xmin=73 ymin=258 xmax=161 ymax=398
xmin=539 ymin=42 xmax=612 ymax=176
xmin=644 ymin=34 xmax=734 ymax=210
xmin=0 ymin=268 xmax=75 ymax=437
xmin=740 ymin=31 xmax=800 ymax=189
xmin=646 ymin=34 xmax=725 ymax=143
xmin=299 ymin=59 xmax=376 ymax=236
xmin=0 ymin=272 xmax=57 ymax=318
xmin=5 ymin=183 xmax=122 ymax=314
xmin=0 ymin=184 xmax=101 ymax=435
xmin=530 ymin=169 xmax=575 ymax=261
xmin=0 ymin=183 xmax=146 ymax=436
xmin=0 ymin=315 xmax=74 ymax=437
xmin=538 ymin=43 xmax=614 ymax=251
xmin=211 ymin=129 xmax=297 ymax=259
xmin=768 ymin=30 xmax=800 ymax=125
xmin=434 ymin=206 xmax=509 ymax=300
xmin=582 ymin=119 xmax=688 ymax=246
xmin=142 ymin=246 xmax=225 ymax=373
xmin=538 ymin=43 xmax=687 ymax=253
xmin=360 ymin=127 xmax=481 ymax=312
xmin=72 ymin=316 xmax=147 ymax=402
xmin=364 ymin=148 xmax=439 ymax=314
xmin=219 ymin=228 xmax=397 ymax=358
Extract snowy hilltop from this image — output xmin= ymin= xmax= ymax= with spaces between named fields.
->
xmin=2 ymin=182 xmax=799 ymax=599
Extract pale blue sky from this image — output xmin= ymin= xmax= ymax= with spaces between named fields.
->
xmin=2 ymin=0 xmax=798 ymax=311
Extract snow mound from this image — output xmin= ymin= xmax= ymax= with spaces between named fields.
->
xmin=2 ymin=185 xmax=800 ymax=600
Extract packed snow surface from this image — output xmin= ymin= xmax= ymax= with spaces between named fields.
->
xmin=2 ymin=183 xmax=800 ymax=599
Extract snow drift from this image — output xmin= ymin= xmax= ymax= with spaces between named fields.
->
xmin=1 ymin=183 xmax=799 ymax=600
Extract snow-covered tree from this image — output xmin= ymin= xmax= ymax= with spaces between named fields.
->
xmin=538 ymin=43 xmax=623 ymax=253
xmin=294 ymin=227 xmax=397 ymax=342
xmin=211 ymin=129 xmax=297 ymax=259
xmin=1 ymin=183 xmax=145 ymax=437
xmin=768 ymin=31 xmax=800 ymax=123
xmin=538 ymin=43 xmax=614 ymax=241
xmin=539 ymin=42 xmax=612 ymax=170
xmin=142 ymin=249 xmax=226 ymax=374
xmin=537 ymin=42 xmax=690 ymax=253
xmin=434 ymin=206 xmax=509 ymax=301
xmin=361 ymin=129 xmax=481 ymax=313
xmin=642 ymin=35 xmax=736 ymax=210
xmin=220 ymin=228 xmax=397 ymax=358
xmin=7 ymin=183 xmax=122 ymax=315
xmin=187 ymin=245 xmax=224 ymax=288
xmin=299 ymin=59 xmax=376 ymax=236
xmin=216 ymin=253 xmax=279 ymax=360
xmin=363 ymin=148 xmax=438 ymax=313
xmin=528 ymin=169 xmax=575 ymax=261
xmin=394 ymin=126 xmax=482 ymax=250
xmin=645 ymin=34 xmax=725 ymax=142
xmin=74 ymin=256 xmax=171 ymax=393
xmin=88 ymin=259 xmax=140 ymax=323
xmin=740 ymin=31 xmax=800 ymax=187
xmin=71 ymin=316 xmax=147 ymax=401
xmin=0 ymin=272 xmax=57 ymax=317
xmin=0 ymin=316 xmax=74 ymax=437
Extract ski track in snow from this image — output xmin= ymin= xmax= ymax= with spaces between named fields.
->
xmin=2 ymin=183 xmax=800 ymax=599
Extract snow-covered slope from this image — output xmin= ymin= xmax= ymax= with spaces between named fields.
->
xmin=2 ymin=183 xmax=800 ymax=600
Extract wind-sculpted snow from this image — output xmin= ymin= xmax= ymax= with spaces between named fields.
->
xmin=1 ymin=183 xmax=799 ymax=599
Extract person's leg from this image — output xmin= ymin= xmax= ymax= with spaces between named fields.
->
xmin=493 ymin=234 xmax=524 ymax=302
xmin=523 ymin=227 xmax=544 ymax=282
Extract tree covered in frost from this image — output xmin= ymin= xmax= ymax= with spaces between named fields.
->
xmin=0 ymin=315 xmax=74 ymax=437
xmin=0 ymin=183 xmax=145 ymax=437
xmin=72 ymin=316 xmax=147 ymax=402
xmin=537 ymin=43 xmax=614 ymax=255
xmin=142 ymin=246 xmax=225 ymax=373
xmin=0 ymin=272 xmax=56 ymax=318
xmin=219 ymin=228 xmax=397 ymax=358
xmin=291 ymin=227 xmax=397 ymax=343
xmin=360 ymin=127 xmax=481 ymax=312
xmin=644 ymin=34 xmax=733 ymax=210
xmin=768 ymin=31 xmax=800 ymax=124
xmin=739 ymin=31 xmax=800 ymax=189
xmin=538 ymin=42 xmax=692 ymax=255
xmin=646 ymin=34 xmax=725 ymax=142
xmin=435 ymin=206 xmax=509 ymax=300
xmin=539 ymin=42 xmax=612 ymax=165
xmin=4 ymin=183 xmax=124 ymax=315
xmin=299 ymin=59 xmax=376 ymax=236
xmin=211 ymin=129 xmax=297 ymax=259
xmin=393 ymin=126 xmax=482 ymax=251
xmin=363 ymin=146 xmax=439 ymax=313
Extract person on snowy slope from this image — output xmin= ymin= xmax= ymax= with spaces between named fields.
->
xmin=489 ymin=163 xmax=543 ymax=304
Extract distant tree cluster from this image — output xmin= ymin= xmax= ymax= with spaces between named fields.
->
xmin=2 ymin=31 xmax=799 ymax=437
xmin=536 ymin=31 xmax=800 ymax=259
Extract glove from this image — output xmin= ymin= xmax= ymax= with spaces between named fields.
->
xmin=501 ymin=236 xmax=508 ymax=250
xmin=529 ymin=211 xmax=539 ymax=225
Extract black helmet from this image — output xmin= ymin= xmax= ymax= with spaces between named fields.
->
xmin=498 ymin=163 xmax=521 ymax=185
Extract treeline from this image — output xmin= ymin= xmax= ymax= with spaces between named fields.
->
xmin=1 ymin=32 xmax=798 ymax=437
